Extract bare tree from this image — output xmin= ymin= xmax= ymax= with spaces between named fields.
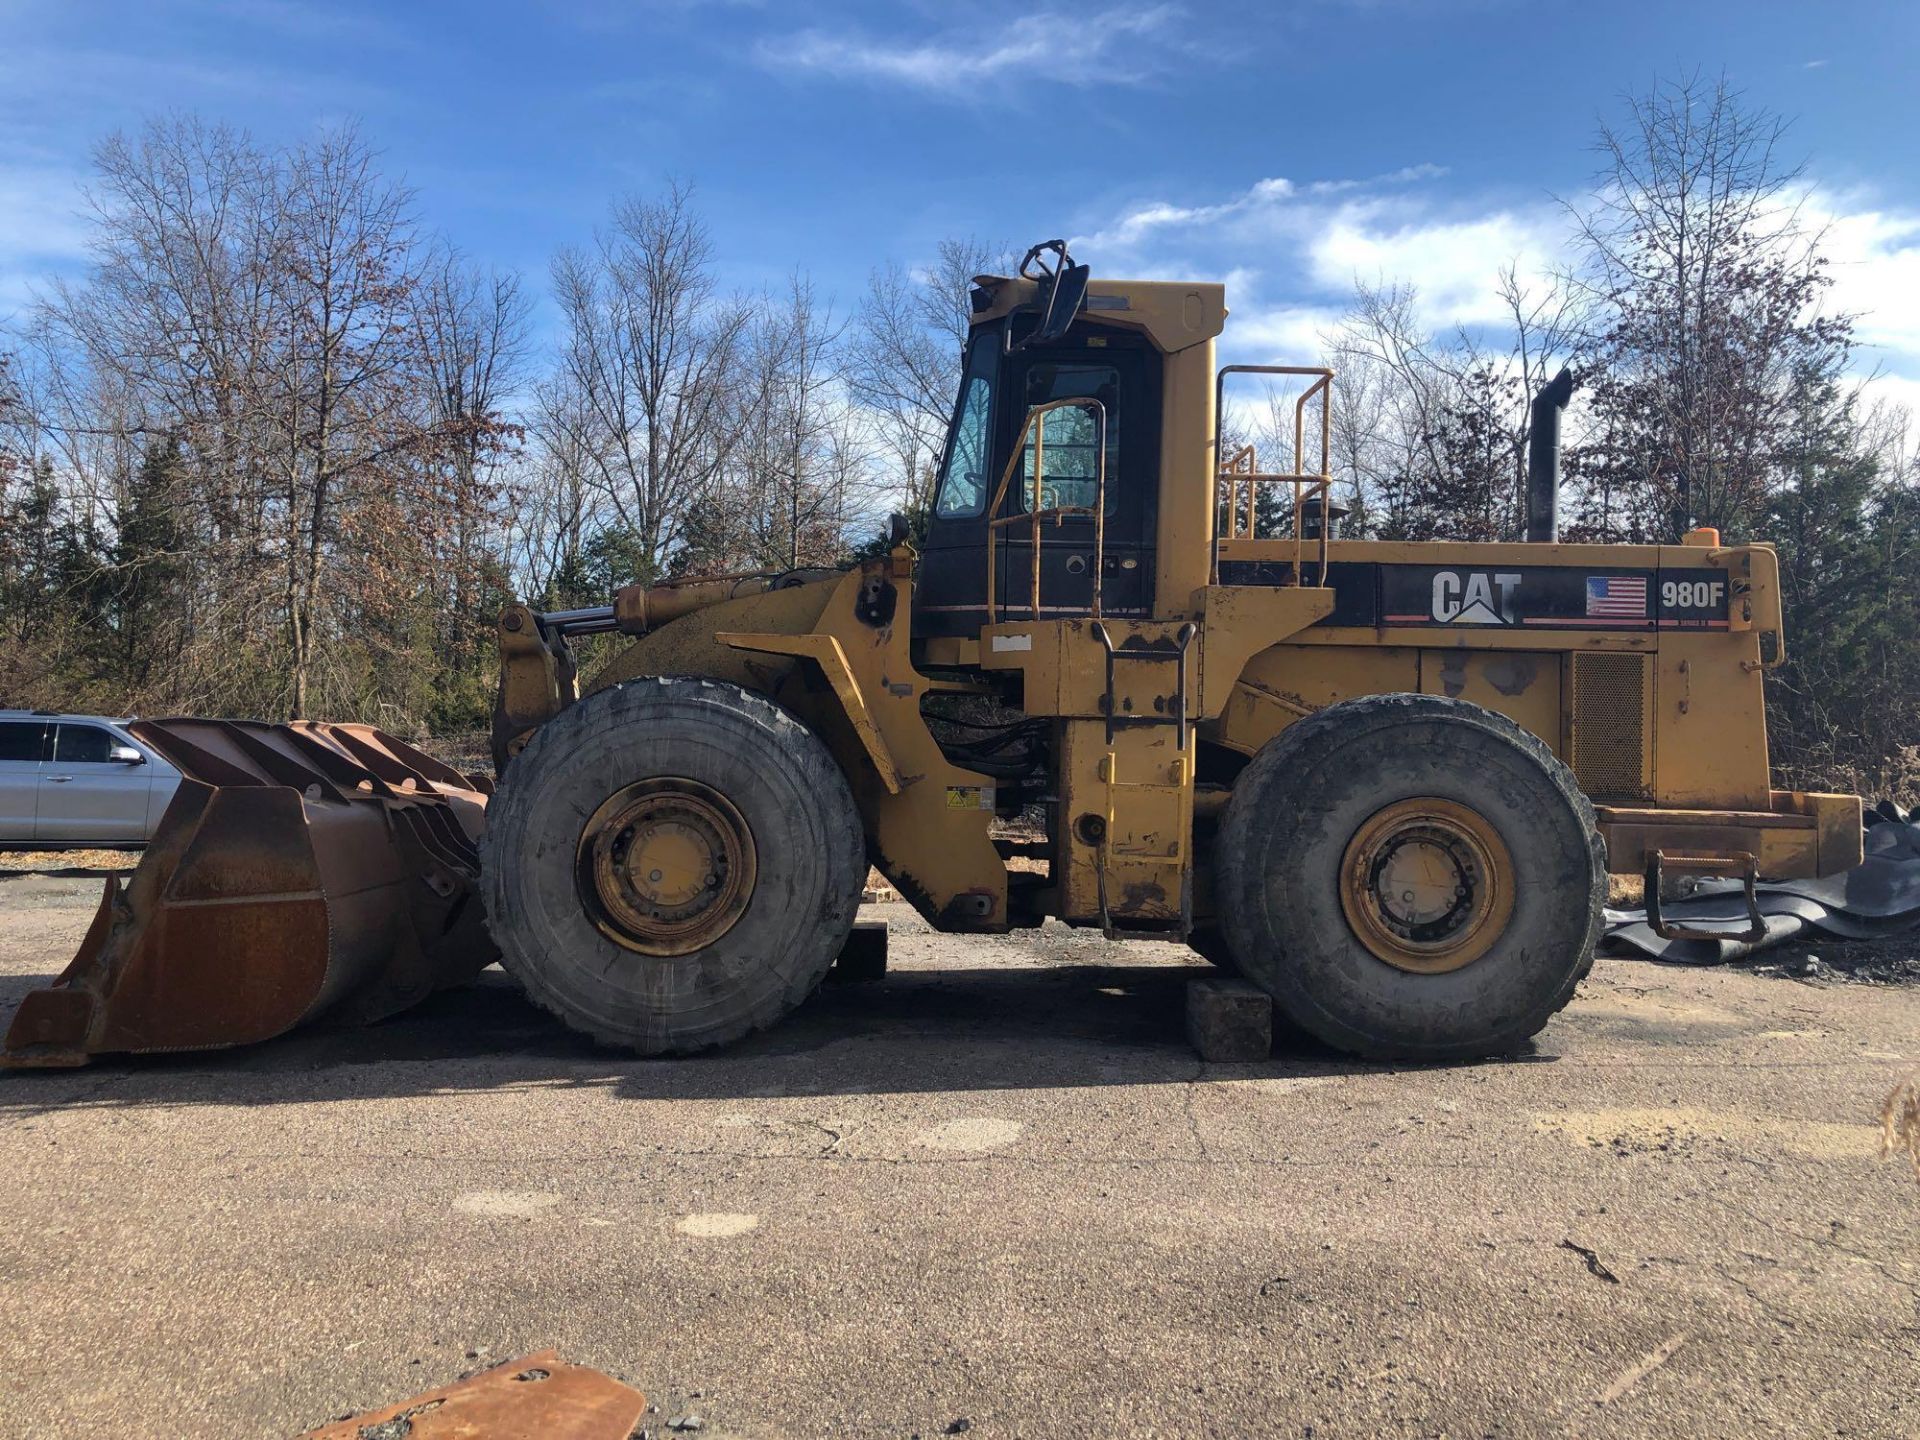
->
xmin=847 ymin=237 xmax=1004 ymax=514
xmin=547 ymin=183 xmax=751 ymax=578
xmin=518 ymin=372 xmax=612 ymax=604
xmin=1569 ymin=71 xmax=1843 ymax=538
xmin=14 ymin=116 xmax=520 ymax=723
xmin=731 ymin=274 xmax=857 ymax=569
xmin=271 ymin=126 xmax=434 ymax=715
xmin=1325 ymin=267 xmax=1585 ymax=541
xmin=30 ymin=117 xmax=289 ymax=711
xmin=413 ymin=247 xmax=530 ymax=671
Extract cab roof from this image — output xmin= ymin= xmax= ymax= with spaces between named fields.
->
xmin=968 ymin=273 xmax=1226 ymax=354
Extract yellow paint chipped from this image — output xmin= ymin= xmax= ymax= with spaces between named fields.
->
xmin=677 ymin=1212 xmax=760 ymax=1238
xmin=1534 ymin=1108 xmax=1879 ymax=1160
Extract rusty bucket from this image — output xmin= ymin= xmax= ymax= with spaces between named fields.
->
xmin=3 ymin=721 xmax=496 ymax=1068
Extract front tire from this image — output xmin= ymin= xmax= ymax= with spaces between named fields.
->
xmin=1216 ymin=694 xmax=1605 ymax=1061
xmin=482 ymin=676 xmax=867 ymax=1054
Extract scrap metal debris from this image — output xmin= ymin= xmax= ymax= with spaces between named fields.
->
xmin=297 ymin=1350 xmax=644 ymax=1440
xmin=1603 ymin=805 xmax=1920 ymax=966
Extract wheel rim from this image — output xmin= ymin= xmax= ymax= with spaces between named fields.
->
xmin=576 ymin=777 xmax=757 ymax=956
xmin=1339 ymin=797 xmax=1514 ymax=975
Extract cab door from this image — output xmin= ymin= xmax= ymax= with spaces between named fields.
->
xmin=914 ymin=320 xmax=1162 ymax=636
xmin=990 ymin=334 xmax=1159 ymax=622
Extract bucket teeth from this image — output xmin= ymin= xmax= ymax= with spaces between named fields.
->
xmin=2 ymin=721 xmax=496 ymax=1068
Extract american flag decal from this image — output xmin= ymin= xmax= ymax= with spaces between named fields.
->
xmin=1586 ymin=575 xmax=1648 ymax=618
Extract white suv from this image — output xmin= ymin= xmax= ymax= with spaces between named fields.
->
xmin=0 ymin=713 xmax=183 ymax=847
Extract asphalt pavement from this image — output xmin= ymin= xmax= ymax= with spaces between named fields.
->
xmin=2 ymin=874 xmax=1916 ymax=1438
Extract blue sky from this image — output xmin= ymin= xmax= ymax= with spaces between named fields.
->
xmin=5 ymin=0 xmax=1920 ymax=398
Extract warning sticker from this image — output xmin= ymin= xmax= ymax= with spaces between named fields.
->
xmin=945 ymin=785 xmax=995 ymax=811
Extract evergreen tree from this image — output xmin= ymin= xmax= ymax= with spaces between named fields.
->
xmin=1763 ymin=370 xmax=1916 ymax=788
xmin=112 ymin=438 xmax=192 ymax=685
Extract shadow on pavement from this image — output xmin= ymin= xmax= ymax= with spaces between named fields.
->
xmin=0 ymin=959 xmax=1444 ymax=1114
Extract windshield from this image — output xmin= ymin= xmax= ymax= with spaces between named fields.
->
xmin=932 ymin=337 xmax=998 ymax=519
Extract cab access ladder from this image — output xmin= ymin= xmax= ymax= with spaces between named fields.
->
xmin=1091 ymin=620 xmax=1197 ymax=941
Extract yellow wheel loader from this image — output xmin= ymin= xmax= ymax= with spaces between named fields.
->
xmin=4 ymin=241 xmax=1863 ymax=1068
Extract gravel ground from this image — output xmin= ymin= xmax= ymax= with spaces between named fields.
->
xmin=0 ymin=848 xmax=140 ymax=874
xmin=1 ymin=875 xmax=1917 ymax=1439
xmin=1749 ymin=931 xmax=1920 ymax=987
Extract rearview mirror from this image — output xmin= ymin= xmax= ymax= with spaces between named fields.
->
xmin=109 ymin=744 xmax=144 ymax=764
xmin=1031 ymin=261 xmax=1090 ymax=345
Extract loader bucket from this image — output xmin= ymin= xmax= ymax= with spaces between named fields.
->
xmin=2 ymin=721 xmax=497 ymax=1068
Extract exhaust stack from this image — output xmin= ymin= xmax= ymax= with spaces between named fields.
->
xmin=1526 ymin=367 xmax=1575 ymax=543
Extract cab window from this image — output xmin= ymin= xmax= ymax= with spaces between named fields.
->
xmin=933 ymin=341 xmax=998 ymax=519
xmin=1017 ymin=364 xmax=1119 ymax=514
xmin=53 ymin=725 xmax=115 ymax=764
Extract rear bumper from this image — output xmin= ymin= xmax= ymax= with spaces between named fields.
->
xmin=1595 ymin=791 xmax=1863 ymax=880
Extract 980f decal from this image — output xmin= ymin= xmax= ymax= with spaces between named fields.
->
xmin=1372 ymin=566 xmax=1730 ymax=631
xmin=1217 ymin=559 xmax=1739 ymax=631
xmin=1657 ymin=575 xmax=1729 ymax=628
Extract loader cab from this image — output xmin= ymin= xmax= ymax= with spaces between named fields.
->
xmin=914 ymin=308 xmax=1163 ymax=638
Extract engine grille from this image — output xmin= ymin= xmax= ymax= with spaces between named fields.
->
xmin=1569 ymin=652 xmax=1651 ymax=800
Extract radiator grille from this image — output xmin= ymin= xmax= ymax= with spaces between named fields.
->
xmin=1570 ymin=652 xmax=1650 ymax=799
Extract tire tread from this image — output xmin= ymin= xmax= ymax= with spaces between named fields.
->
xmin=482 ymin=676 xmax=866 ymax=1054
xmin=1217 ymin=693 xmax=1606 ymax=1061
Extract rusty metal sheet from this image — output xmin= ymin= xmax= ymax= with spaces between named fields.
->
xmin=298 ymin=1350 xmax=644 ymax=1439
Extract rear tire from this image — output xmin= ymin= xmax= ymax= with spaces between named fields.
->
xmin=1187 ymin=925 xmax=1239 ymax=974
xmin=482 ymin=677 xmax=866 ymax=1054
xmin=1216 ymin=694 xmax=1604 ymax=1061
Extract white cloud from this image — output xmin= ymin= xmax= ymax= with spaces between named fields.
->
xmin=1304 ymin=163 xmax=1450 ymax=196
xmin=0 ymin=164 xmax=92 ymax=321
xmin=758 ymin=5 xmax=1181 ymax=94
xmin=1859 ymin=372 xmax=1920 ymax=426
xmin=1073 ymin=178 xmax=1294 ymax=253
xmin=1224 ymin=301 xmax=1346 ymax=363
xmin=1816 ymin=201 xmax=1920 ymax=368
xmin=1073 ymin=164 xmax=1452 ymax=260
xmin=1068 ymin=165 xmax=1545 ymax=361
xmin=1305 ymin=203 xmax=1563 ymax=328
xmin=1068 ymin=166 xmax=1920 ymax=414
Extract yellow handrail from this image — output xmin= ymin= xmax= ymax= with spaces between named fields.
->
xmin=984 ymin=396 xmax=1109 ymax=623
xmin=1209 ymin=365 xmax=1334 ymax=587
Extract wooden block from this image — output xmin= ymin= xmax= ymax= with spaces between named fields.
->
xmin=827 ymin=920 xmax=888 ymax=984
xmin=1185 ymin=976 xmax=1273 ymax=1062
